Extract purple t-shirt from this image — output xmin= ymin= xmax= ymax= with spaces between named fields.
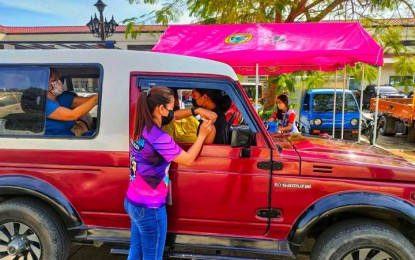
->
xmin=126 ymin=125 xmax=183 ymax=208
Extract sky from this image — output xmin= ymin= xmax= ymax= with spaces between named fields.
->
xmin=0 ymin=0 xmax=192 ymax=27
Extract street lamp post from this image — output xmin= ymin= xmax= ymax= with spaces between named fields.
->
xmin=86 ymin=0 xmax=118 ymax=41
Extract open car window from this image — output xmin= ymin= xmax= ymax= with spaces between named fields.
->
xmin=136 ymin=76 xmax=257 ymax=145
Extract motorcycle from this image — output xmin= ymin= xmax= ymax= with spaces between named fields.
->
xmin=361 ymin=113 xmax=379 ymax=145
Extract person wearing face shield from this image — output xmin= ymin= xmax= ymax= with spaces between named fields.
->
xmin=45 ymin=68 xmax=98 ymax=136
xmin=267 ymin=94 xmax=299 ymax=134
xmin=125 ymin=86 xmax=213 ymax=260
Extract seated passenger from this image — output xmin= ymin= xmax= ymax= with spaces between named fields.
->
xmin=191 ymin=88 xmax=232 ymax=144
xmin=162 ymin=93 xmax=201 ymax=143
xmin=45 ymin=68 xmax=98 ymax=136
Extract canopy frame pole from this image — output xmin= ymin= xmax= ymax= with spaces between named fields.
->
xmin=333 ymin=70 xmax=338 ymax=138
xmin=255 ymin=63 xmax=259 ymax=113
xmin=372 ymin=66 xmax=382 ymax=145
xmin=358 ymin=64 xmax=365 ymax=143
xmin=341 ymin=68 xmax=347 ymax=139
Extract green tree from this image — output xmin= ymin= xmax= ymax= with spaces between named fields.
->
xmin=263 ymin=73 xmax=297 ymax=109
xmin=372 ymin=24 xmax=415 ymax=93
xmin=393 ymin=55 xmax=415 ymax=93
xmin=125 ymin=0 xmax=415 ymax=25
xmin=302 ymin=71 xmax=329 ymax=89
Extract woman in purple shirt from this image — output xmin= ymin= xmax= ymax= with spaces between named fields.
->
xmin=125 ymin=86 xmax=213 ymax=260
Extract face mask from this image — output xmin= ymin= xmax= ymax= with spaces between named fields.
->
xmin=161 ymin=108 xmax=174 ymax=126
xmin=191 ymin=95 xmax=205 ymax=108
xmin=50 ymin=80 xmax=64 ymax=96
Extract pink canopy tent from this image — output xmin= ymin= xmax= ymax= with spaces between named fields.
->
xmin=152 ymin=22 xmax=383 ymax=75
xmin=152 ymin=22 xmax=384 ymax=143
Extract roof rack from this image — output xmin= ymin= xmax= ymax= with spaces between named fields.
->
xmin=0 ymin=40 xmax=118 ymax=49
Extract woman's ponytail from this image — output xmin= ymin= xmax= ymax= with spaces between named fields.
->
xmin=133 ymin=87 xmax=174 ymax=140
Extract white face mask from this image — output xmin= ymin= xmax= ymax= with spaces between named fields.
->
xmin=49 ymin=80 xmax=64 ymax=96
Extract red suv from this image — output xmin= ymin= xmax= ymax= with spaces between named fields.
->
xmin=1 ymin=50 xmax=415 ymax=260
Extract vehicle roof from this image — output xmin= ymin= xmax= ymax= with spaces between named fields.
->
xmin=0 ymin=49 xmax=238 ymax=80
xmin=307 ymin=88 xmax=353 ymax=94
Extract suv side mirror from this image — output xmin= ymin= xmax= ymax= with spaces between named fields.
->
xmin=303 ymin=103 xmax=309 ymax=111
xmin=231 ymin=125 xmax=252 ymax=157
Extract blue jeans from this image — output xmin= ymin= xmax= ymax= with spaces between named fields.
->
xmin=124 ymin=199 xmax=167 ymax=260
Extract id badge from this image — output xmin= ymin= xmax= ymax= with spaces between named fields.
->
xmin=165 ymin=164 xmax=172 ymax=205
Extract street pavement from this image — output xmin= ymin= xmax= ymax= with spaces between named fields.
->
xmin=360 ymin=132 xmax=415 ymax=163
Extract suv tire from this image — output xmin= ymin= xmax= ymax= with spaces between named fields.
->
xmin=311 ymin=219 xmax=415 ymax=260
xmin=0 ymin=197 xmax=70 ymax=260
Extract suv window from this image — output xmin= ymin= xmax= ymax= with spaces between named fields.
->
xmin=0 ymin=67 xmax=49 ymax=135
xmin=303 ymin=93 xmax=310 ymax=111
xmin=313 ymin=93 xmax=358 ymax=112
xmin=0 ymin=66 xmax=101 ymax=137
xmin=137 ymin=77 xmax=255 ymax=144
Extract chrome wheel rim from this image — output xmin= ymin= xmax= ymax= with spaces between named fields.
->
xmin=0 ymin=222 xmax=41 ymax=260
xmin=342 ymin=248 xmax=394 ymax=260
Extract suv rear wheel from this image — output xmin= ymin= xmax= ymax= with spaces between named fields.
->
xmin=0 ymin=197 xmax=70 ymax=260
xmin=311 ymin=219 xmax=415 ymax=260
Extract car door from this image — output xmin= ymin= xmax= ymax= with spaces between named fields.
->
xmin=131 ymin=74 xmax=272 ymax=237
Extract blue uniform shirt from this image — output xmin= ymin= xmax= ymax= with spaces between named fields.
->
xmin=45 ymin=93 xmax=76 ymax=135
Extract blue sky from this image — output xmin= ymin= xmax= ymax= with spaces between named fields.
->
xmin=0 ymin=0 xmax=192 ymax=26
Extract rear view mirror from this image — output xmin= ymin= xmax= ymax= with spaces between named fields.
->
xmin=303 ymin=103 xmax=310 ymax=111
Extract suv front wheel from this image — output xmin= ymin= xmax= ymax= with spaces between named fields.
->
xmin=311 ymin=219 xmax=415 ymax=260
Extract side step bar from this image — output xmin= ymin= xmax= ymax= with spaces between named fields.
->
xmin=110 ymin=248 xmax=129 ymax=255
xmin=111 ymin=247 xmax=296 ymax=259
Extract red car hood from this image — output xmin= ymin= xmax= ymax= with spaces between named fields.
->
xmin=271 ymin=133 xmax=415 ymax=181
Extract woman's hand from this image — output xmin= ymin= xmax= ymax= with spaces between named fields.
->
xmin=198 ymin=119 xmax=213 ymax=137
xmin=173 ymin=119 xmax=213 ymax=166
xmin=195 ymin=108 xmax=217 ymax=122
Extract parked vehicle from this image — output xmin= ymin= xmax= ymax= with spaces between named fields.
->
xmin=361 ymin=84 xmax=406 ymax=108
xmin=370 ymin=95 xmax=415 ymax=141
xmin=360 ymin=113 xmax=378 ymax=144
xmin=299 ymin=89 xmax=360 ymax=140
xmin=1 ymin=50 xmax=415 ymax=260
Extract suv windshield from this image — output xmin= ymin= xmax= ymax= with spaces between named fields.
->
xmin=313 ymin=93 xmax=358 ymax=112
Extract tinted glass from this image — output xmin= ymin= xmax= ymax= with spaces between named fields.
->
xmin=0 ymin=67 xmax=49 ymax=135
xmin=312 ymin=93 xmax=358 ymax=112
